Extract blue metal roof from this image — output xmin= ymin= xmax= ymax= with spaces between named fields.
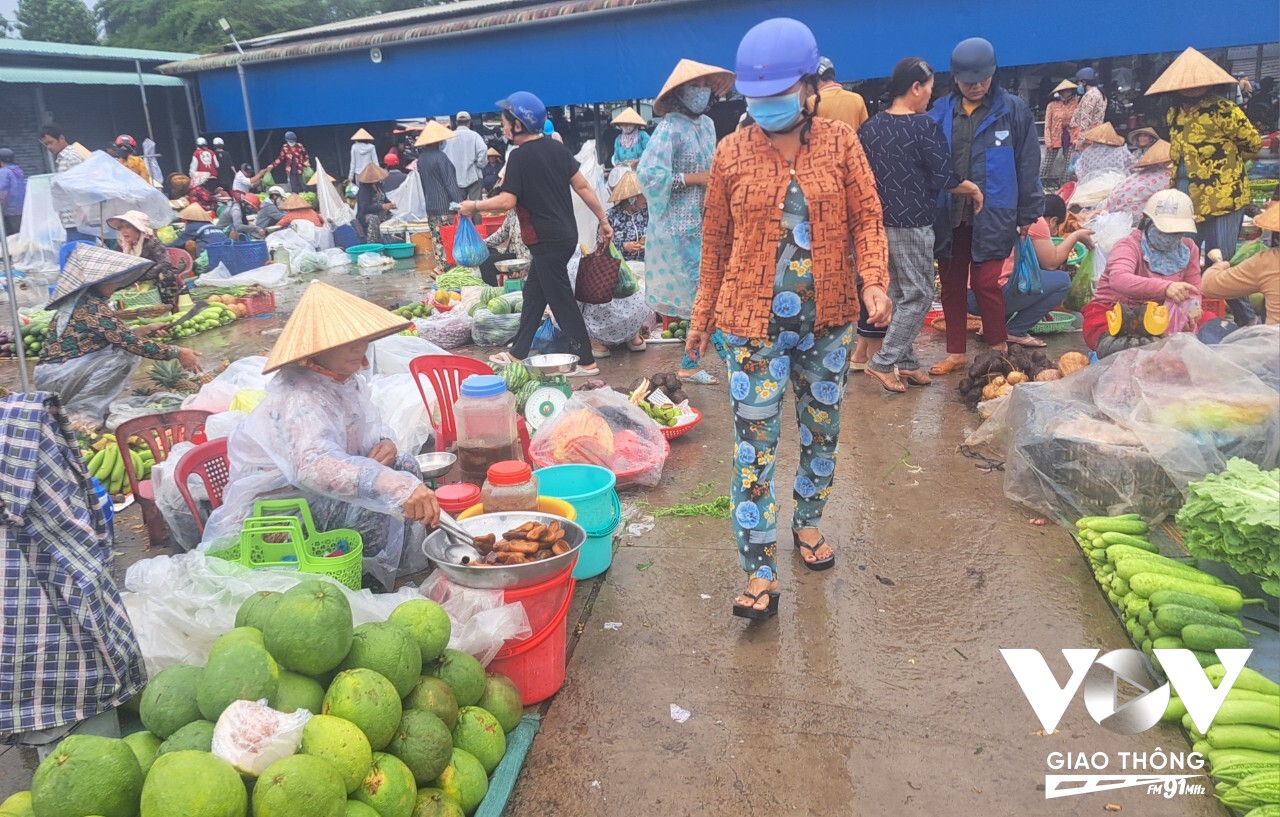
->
xmin=194 ymin=0 xmax=1279 ymax=132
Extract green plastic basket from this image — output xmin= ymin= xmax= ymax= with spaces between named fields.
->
xmin=113 ymin=283 xmax=162 ymax=309
xmin=1030 ymin=310 xmax=1083 ymax=335
xmin=1051 ymin=237 xmax=1088 ymax=267
xmin=210 ymin=498 xmax=363 ymax=589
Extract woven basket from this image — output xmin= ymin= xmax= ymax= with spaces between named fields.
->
xmin=113 ymin=283 xmax=162 ymax=310
xmin=929 ymin=315 xmax=984 ymax=333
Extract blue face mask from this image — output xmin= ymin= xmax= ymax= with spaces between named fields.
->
xmin=681 ymin=85 xmax=712 ymax=114
xmin=1077 ymin=86 xmax=1086 ymax=95
xmin=746 ymin=92 xmax=803 ymax=133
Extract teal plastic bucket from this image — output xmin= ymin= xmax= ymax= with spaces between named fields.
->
xmin=534 ymin=465 xmax=620 ymax=579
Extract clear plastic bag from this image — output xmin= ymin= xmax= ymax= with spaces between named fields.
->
xmin=368 ymin=373 xmax=437 ymax=456
xmin=13 ymin=174 xmax=64 ymax=273
xmin=50 ymin=152 xmax=174 ymax=238
xmin=422 ymin=573 xmax=532 ymax=667
xmin=420 ymin=311 xmax=473 ymax=349
xmin=313 ymin=159 xmax=354 ymax=228
xmin=357 ymin=251 xmax=391 ymax=273
xmin=105 ymin=391 xmax=185 ymax=432
xmin=369 ymin=335 xmax=449 ymax=376
xmin=1088 ymin=212 xmax=1134 ymax=255
xmin=1069 ymin=170 xmax=1125 ymax=207
xmin=212 ymin=700 xmax=311 ymax=777
xmin=183 ymin=356 xmax=274 ymax=414
xmin=383 ymin=170 xmax=426 ymax=227
xmin=32 ymin=346 xmax=140 ymax=427
xmin=451 ymin=218 xmax=489 ymax=267
xmin=151 ymin=441 xmax=202 ymax=552
xmin=471 ymin=308 xmax=521 ymax=346
xmin=529 ymin=388 xmax=670 ymax=488
xmin=1215 ymin=325 xmax=1280 ymax=391
xmin=205 ymin=410 xmax=247 ymax=440
xmin=195 ymin=262 xmax=289 ymax=289
xmin=572 ymin=140 xmax=609 ymax=253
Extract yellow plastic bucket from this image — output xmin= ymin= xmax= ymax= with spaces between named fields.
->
xmin=457 ymin=496 xmax=577 ymax=521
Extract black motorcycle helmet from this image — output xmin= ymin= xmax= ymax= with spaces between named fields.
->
xmin=951 ymin=37 xmax=996 ymax=83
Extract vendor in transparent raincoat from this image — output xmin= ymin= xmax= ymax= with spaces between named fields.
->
xmin=199 ymin=281 xmax=440 ymax=588
xmin=35 ymin=244 xmax=199 ymax=428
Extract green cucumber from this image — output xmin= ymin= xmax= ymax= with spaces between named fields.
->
xmin=1152 ymin=636 xmax=1184 ymax=650
xmin=1130 ymin=574 xmax=1249 ymax=612
xmin=1099 ymin=531 xmax=1159 ymax=551
xmin=1113 ymin=577 xmax=1130 ymax=596
xmin=1076 ymin=514 xmax=1141 ymax=529
xmin=1208 ymin=725 xmax=1280 ymax=752
xmin=1149 ymin=589 xmax=1224 ymax=614
xmin=1182 ymin=624 xmax=1252 ymax=652
xmin=1209 ymin=700 xmax=1280 ymax=730
xmin=1154 ymin=604 xmax=1246 ymax=633
xmin=1204 ymin=666 xmax=1280 ymax=697
xmin=1114 ymin=558 xmax=1222 ymax=585
xmin=1085 ymin=517 xmax=1149 ymax=535
xmin=1208 ymin=748 xmax=1280 ymax=768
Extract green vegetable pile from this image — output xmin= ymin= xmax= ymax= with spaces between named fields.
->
xmin=647 ymin=484 xmax=731 ymax=519
xmin=1175 ymin=459 xmax=1280 ymax=597
xmin=435 ymin=267 xmax=486 ymax=290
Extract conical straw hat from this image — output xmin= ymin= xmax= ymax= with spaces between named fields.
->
xmin=1082 ymin=122 xmax=1125 ymax=146
xmin=177 ymin=202 xmax=212 ymax=222
xmin=264 ymin=280 xmax=410 ymax=373
xmin=1146 ymin=48 xmax=1237 ymax=95
xmin=280 ymin=193 xmax=311 ymax=211
xmin=611 ymin=106 xmax=646 ymax=126
xmin=48 ymin=245 xmax=153 ymax=308
xmin=1052 ymin=79 xmax=1077 ymax=95
xmin=1135 ymin=139 xmax=1172 ymax=168
xmin=305 ymin=172 xmax=337 ymax=186
xmin=1252 ymin=202 xmax=1280 ymax=233
xmin=654 ymin=59 xmax=734 ymax=116
xmin=415 ymin=120 xmax=456 ymax=147
xmin=1127 ymin=127 xmax=1159 ymax=146
xmin=358 ymin=164 xmax=389 ymax=184
xmin=350 ymin=127 xmax=375 ymax=141
xmin=609 ymin=170 xmax=643 ymax=203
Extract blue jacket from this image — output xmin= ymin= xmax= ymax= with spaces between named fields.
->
xmin=930 ymin=87 xmax=1043 ymax=263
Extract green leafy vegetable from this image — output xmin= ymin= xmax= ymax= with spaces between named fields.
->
xmin=651 ymin=495 xmax=731 ymax=519
xmin=1175 ymin=459 xmax=1280 ymax=595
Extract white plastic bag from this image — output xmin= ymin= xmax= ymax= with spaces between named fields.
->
xmin=288 ymin=220 xmax=333 ymax=251
xmin=205 ymin=410 xmax=247 ymax=441
xmin=314 ymin=159 xmax=355 ymax=228
xmin=183 ymin=356 xmax=273 ymax=414
xmin=384 ymin=169 xmax=426 ymax=227
xmin=1088 ymin=212 xmax=1135 ymax=255
xmin=369 ymin=335 xmax=449 ymax=376
xmin=572 ymin=140 xmax=609 ymax=253
xmin=212 ymin=700 xmax=312 ymax=777
xmin=195 ymin=262 xmax=289 ymax=289
xmin=368 ymin=373 xmax=436 ymax=455
xmin=422 ymin=573 xmax=532 ymax=667
xmin=13 ymin=174 xmax=64 ymax=273
xmin=357 ymin=252 xmax=391 ymax=273
xmin=265 ymin=227 xmax=312 ymax=255
xmin=322 ymin=247 xmax=350 ymax=268
xmin=1069 ymin=171 xmax=1125 ymax=207
xmin=291 ymin=248 xmax=328 ymax=274
xmin=152 ymin=441 xmax=203 ymax=552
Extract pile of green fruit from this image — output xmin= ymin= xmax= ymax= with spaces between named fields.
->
xmin=130 ymin=303 xmax=238 ymax=342
xmin=4 ymin=580 xmax=525 ymax=817
xmin=659 ymin=320 xmax=688 ymax=340
xmin=18 ymin=322 xmax=48 ymax=358
xmin=84 ymin=433 xmax=154 ymax=496
xmin=1077 ymin=513 xmax=1264 ymax=666
xmin=640 ymin=401 xmax=680 ymax=427
xmin=393 ymin=302 xmax=432 ymax=320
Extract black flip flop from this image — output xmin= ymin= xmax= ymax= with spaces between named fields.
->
xmin=794 ymin=531 xmax=835 ymax=571
xmin=731 ymin=589 xmax=780 ymax=620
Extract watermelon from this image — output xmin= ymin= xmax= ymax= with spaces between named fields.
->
xmin=488 ymin=298 xmax=511 ymax=315
xmin=468 ymin=303 xmax=485 ymax=318
xmin=502 ymin=362 xmax=531 ymax=392
xmin=479 ymin=286 xmax=502 ymax=304
xmin=514 ymin=381 xmax=540 ymax=413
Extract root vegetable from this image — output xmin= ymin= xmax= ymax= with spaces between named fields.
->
xmin=1006 ymin=371 xmax=1029 ymax=385
xmin=1035 ymin=369 xmax=1062 ymax=382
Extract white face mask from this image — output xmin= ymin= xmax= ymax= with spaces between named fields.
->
xmin=681 ymin=85 xmax=712 ymax=114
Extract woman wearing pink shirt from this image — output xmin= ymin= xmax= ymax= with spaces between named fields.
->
xmin=1082 ymin=189 xmax=1209 ymax=349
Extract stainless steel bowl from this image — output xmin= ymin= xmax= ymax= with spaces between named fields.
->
xmin=494 ymin=259 xmax=530 ymax=274
xmin=415 ymin=452 xmax=457 ymax=481
xmin=422 ymin=511 xmax=583 ymax=589
xmin=524 ymin=353 xmax=579 ymax=376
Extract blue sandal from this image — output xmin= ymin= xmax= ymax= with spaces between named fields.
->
xmin=683 ymin=369 xmax=719 ymax=386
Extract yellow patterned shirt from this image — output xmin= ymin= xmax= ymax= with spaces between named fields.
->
xmin=1167 ymin=96 xmax=1261 ymax=220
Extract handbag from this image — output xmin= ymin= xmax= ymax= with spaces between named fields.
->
xmin=613 ymin=244 xmax=639 ymax=298
xmin=1011 ymin=236 xmax=1043 ymax=296
xmin=575 ymin=243 xmax=621 ymax=305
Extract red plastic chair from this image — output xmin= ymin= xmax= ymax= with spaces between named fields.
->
xmin=167 ymin=247 xmax=195 ymax=286
xmin=408 ymin=354 xmax=532 ymax=460
xmin=174 ymin=438 xmax=230 ymax=534
xmin=115 ymin=409 xmax=212 ymax=547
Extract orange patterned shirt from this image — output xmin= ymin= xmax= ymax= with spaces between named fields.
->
xmin=692 ymin=118 xmax=888 ymax=338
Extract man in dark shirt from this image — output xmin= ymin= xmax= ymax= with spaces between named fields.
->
xmin=460 ymin=91 xmax=613 ymax=375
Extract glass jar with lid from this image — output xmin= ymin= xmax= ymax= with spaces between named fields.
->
xmin=481 ymin=460 xmax=539 ymax=513
xmin=453 ymin=374 xmax=520 ymax=486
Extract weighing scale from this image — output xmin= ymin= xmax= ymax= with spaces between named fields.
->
xmin=521 ymin=354 xmax=577 ymax=430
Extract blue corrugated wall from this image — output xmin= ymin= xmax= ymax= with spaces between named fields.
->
xmin=196 ymin=0 xmax=1277 ymax=131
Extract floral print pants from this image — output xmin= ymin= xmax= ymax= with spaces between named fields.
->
xmin=725 ymin=323 xmax=854 ymax=580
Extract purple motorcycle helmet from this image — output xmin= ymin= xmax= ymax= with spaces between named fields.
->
xmin=734 ymin=18 xmax=821 ymax=98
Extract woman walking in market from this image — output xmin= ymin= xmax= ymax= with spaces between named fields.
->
xmin=638 ymin=58 xmax=734 ymax=385
xmin=415 ymin=121 xmax=465 ymax=272
xmin=1040 ymin=80 xmax=1078 ymax=188
xmin=857 ymin=57 xmax=982 ymax=392
xmin=686 ymin=18 xmax=890 ymax=620
xmin=1150 ymin=47 xmax=1262 ymax=326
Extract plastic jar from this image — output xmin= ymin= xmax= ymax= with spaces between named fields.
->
xmin=437 ymin=483 xmax=481 ymax=515
xmin=454 ymin=374 xmax=519 ymax=486
xmin=481 ymin=461 xmax=539 ymax=513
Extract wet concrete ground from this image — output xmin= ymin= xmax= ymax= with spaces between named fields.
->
xmin=1 ymin=268 xmax=1226 ymax=815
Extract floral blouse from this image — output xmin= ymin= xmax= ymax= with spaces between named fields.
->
xmin=607 ymin=207 xmax=649 ymax=261
xmin=1168 ymin=96 xmax=1262 ymax=219
xmin=41 ymin=293 xmax=178 ymax=365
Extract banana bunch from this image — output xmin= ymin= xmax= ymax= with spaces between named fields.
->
xmin=84 ymin=435 xmax=154 ymax=496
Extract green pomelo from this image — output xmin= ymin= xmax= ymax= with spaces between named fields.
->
xmin=388 ymin=600 xmax=451 ymax=664
xmin=385 ymin=709 xmax=453 ymax=786
xmin=140 ymin=750 xmax=247 ymax=817
xmin=426 ymin=650 xmax=484 ymax=708
xmin=475 ymin=673 xmax=522 ymax=733
xmin=196 ymin=637 xmax=279 ymax=721
xmin=338 ymin=622 xmax=422 ymax=698
xmin=403 ymin=676 xmax=459 ymax=731
xmin=0 ymin=791 xmax=32 ymax=817
xmin=274 ymin=670 xmax=326 ymax=714
xmin=139 ymin=663 xmax=204 ymax=738
xmin=210 ymin=626 xmax=265 ymax=654
xmin=122 ymin=731 xmax=162 ymax=776
xmin=345 ymin=803 xmax=381 ymax=817
xmin=157 ymin=719 xmax=214 ymax=755
xmin=323 ymin=669 xmax=402 ymax=751
xmin=31 ymin=735 xmax=142 ymax=817
xmin=235 ymin=590 xmax=283 ymax=631
xmin=264 ymin=580 xmax=354 ymax=675
xmin=300 ymin=714 xmax=373 ymax=795
xmin=411 ymin=788 xmax=464 ymax=817
xmin=431 ymin=749 xmax=487 ymax=816
xmin=450 ymin=707 xmax=505 ymax=775
xmin=351 ymin=752 xmax=416 ymax=817
xmin=253 ymin=754 xmax=346 ymax=817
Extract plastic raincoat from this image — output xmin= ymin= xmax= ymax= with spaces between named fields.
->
xmin=199 ymin=364 xmax=426 ymax=588
xmin=636 ymin=111 xmax=716 ymax=318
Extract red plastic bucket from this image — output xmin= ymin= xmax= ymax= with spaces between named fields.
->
xmin=488 ymin=584 xmax=572 ymax=705
xmin=502 ymin=565 xmax=575 ymax=637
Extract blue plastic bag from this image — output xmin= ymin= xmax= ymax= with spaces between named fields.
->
xmin=451 ymin=217 xmax=490 ymax=267
xmin=1011 ymin=236 xmax=1043 ymax=296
